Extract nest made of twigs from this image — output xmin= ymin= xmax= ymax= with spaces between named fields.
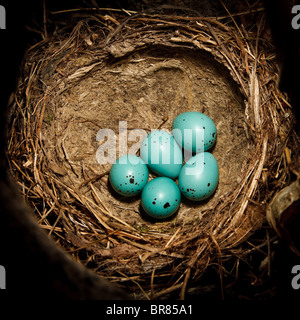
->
xmin=7 ymin=7 xmax=300 ymax=299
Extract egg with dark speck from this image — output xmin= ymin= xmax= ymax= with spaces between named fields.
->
xmin=172 ymin=111 xmax=217 ymax=153
xmin=109 ymin=154 xmax=149 ymax=197
xmin=178 ymin=152 xmax=219 ymax=201
xmin=141 ymin=177 xmax=181 ymax=219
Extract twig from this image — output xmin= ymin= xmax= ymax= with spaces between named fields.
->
xmin=205 ymin=22 xmax=248 ymax=95
xmin=120 ymin=237 xmax=185 ymax=259
xmin=117 ymin=271 xmax=150 ymax=300
xmin=210 ymin=233 xmax=224 ymax=300
xmin=50 ymin=7 xmax=137 ymax=15
xmin=79 ymin=170 xmax=110 ymax=188
xmin=230 ymin=135 xmax=268 ymax=227
xmin=43 ymin=0 xmax=48 ymax=39
xmin=153 ymin=282 xmax=183 ymax=299
xmin=180 ymin=267 xmax=191 ymax=300
xmin=244 ymin=236 xmax=278 ymax=255
xmin=150 ymin=267 xmax=155 ymax=300
xmin=104 ymin=12 xmax=142 ymax=46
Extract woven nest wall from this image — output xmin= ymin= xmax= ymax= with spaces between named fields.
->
xmin=7 ymin=8 xmax=300 ymax=299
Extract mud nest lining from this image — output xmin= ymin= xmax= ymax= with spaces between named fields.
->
xmin=7 ymin=9 xmax=300 ymax=299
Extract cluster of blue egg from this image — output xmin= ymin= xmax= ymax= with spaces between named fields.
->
xmin=109 ymin=111 xmax=219 ymax=220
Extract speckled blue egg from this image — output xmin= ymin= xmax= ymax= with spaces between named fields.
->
xmin=141 ymin=177 xmax=181 ymax=219
xmin=172 ymin=111 xmax=217 ymax=153
xmin=178 ymin=152 xmax=219 ymax=201
xmin=109 ymin=154 xmax=149 ymax=197
xmin=140 ymin=130 xmax=183 ymax=179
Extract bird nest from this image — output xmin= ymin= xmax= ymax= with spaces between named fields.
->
xmin=7 ymin=8 xmax=300 ymax=299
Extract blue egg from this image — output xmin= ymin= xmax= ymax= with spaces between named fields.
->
xmin=140 ymin=130 xmax=183 ymax=179
xmin=109 ymin=154 xmax=149 ymax=197
xmin=141 ymin=177 xmax=181 ymax=219
xmin=178 ymin=152 xmax=219 ymax=201
xmin=172 ymin=111 xmax=217 ymax=153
